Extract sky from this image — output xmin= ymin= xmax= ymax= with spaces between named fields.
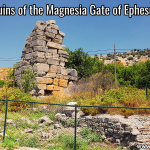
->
xmin=0 ymin=0 xmax=150 ymax=68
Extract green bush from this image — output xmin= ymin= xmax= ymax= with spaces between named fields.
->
xmin=2 ymin=137 xmax=16 ymax=150
xmin=80 ymin=127 xmax=104 ymax=143
xmin=0 ymin=80 xmax=8 ymax=88
xmin=106 ymin=57 xmax=111 ymax=60
xmin=48 ymin=111 xmax=56 ymax=121
xmin=127 ymin=57 xmax=133 ymax=60
xmin=20 ymin=66 xmax=37 ymax=93
xmin=7 ymin=65 xmax=17 ymax=87
xmin=18 ymin=135 xmax=39 ymax=148
xmin=58 ymin=134 xmax=88 ymax=150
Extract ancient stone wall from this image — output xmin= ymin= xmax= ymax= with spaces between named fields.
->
xmin=14 ymin=20 xmax=77 ymax=97
xmin=56 ymin=108 xmax=150 ymax=149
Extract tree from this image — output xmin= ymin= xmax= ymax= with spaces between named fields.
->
xmin=20 ymin=66 xmax=37 ymax=93
xmin=65 ymin=48 xmax=104 ymax=79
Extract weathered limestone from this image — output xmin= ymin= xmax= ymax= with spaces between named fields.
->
xmin=15 ymin=20 xmax=78 ymax=96
xmin=55 ymin=105 xmax=150 ymax=149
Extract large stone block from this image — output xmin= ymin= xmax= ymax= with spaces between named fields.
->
xmin=68 ymin=76 xmax=78 ymax=81
xmin=20 ymin=66 xmax=33 ymax=75
xmin=56 ymin=74 xmax=63 ymax=79
xmin=45 ymin=53 xmax=53 ymax=59
xmin=63 ymin=75 xmax=69 ymax=80
xmin=22 ymin=47 xmax=32 ymax=54
xmin=30 ymin=30 xmax=45 ymax=37
xmin=53 ymin=86 xmax=60 ymax=91
xmin=45 ymin=31 xmax=55 ymax=38
xmin=31 ymin=57 xmax=47 ymax=64
xmin=36 ymin=21 xmax=46 ymax=31
xmin=36 ymin=77 xmax=53 ymax=84
xmin=61 ymin=67 xmax=68 ymax=75
xmin=58 ymin=50 xmax=69 ymax=56
xmin=57 ymin=66 xmax=61 ymax=74
xmin=59 ymin=79 xmax=68 ymax=87
xmin=67 ymin=69 xmax=78 ymax=77
xmin=53 ymin=35 xmax=63 ymax=44
xmin=32 ymin=35 xmax=46 ymax=41
xmin=53 ymin=78 xmax=59 ymax=85
xmin=47 ymin=85 xmax=54 ymax=90
xmin=60 ymin=57 xmax=68 ymax=63
xmin=33 ymin=52 xmax=45 ymax=58
xmin=47 ymin=42 xmax=57 ymax=49
xmin=49 ymin=24 xmax=59 ymax=30
xmin=25 ymin=53 xmax=33 ymax=60
xmin=47 ymin=42 xmax=65 ymax=50
xmin=52 ymin=53 xmax=59 ymax=60
xmin=31 ymin=39 xmax=46 ymax=47
xmin=60 ymin=61 xmax=65 ymax=67
xmin=49 ymin=65 xmax=61 ymax=73
xmin=53 ymin=38 xmax=63 ymax=44
xmin=14 ymin=68 xmax=21 ymax=76
xmin=46 ymin=48 xmax=57 ymax=54
xmin=46 ymin=73 xmax=56 ymax=78
xmin=24 ymin=42 xmax=32 ymax=49
xmin=47 ymin=58 xmax=59 ymax=66
xmin=59 ymin=54 xmax=69 ymax=59
xmin=46 ymin=20 xmax=56 ymax=25
xmin=33 ymin=63 xmax=49 ymax=73
xmin=33 ymin=46 xmax=48 ymax=52
xmin=59 ymin=31 xmax=65 ymax=37
xmin=37 ymin=72 xmax=46 ymax=77
xmin=46 ymin=28 xmax=57 ymax=34
xmin=37 ymin=84 xmax=46 ymax=90
xmin=38 ymin=89 xmax=45 ymax=96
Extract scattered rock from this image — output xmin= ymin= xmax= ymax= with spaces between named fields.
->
xmin=38 ymin=115 xmax=53 ymax=125
xmin=6 ymin=119 xmax=13 ymax=124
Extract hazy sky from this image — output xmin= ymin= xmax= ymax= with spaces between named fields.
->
xmin=0 ymin=0 xmax=150 ymax=68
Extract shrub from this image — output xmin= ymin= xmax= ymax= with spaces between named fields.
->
xmin=80 ymin=127 xmax=104 ymax=143
xmin=119 ymin=108 xmax=134 ymax=118
xmin=0 ymin=86 xmax=39 ymax=112
xmin=2 ymin=137 xmax=15 ymax=150
xmin=18 ymin=136 xmax=39 ymax=148
xmin=20 ymin=66 xmax=37 ymax=93
xmin=106 ymin=57 xmax=111 ymax=60
xmin=127 ymin=57 xmax=133 ymax=60
xmin=7 ymin=65 xmax=17 ymax=87
xmin=48 ymin=111 xmax=56 ymax=121
xmin=58 ymin=134 xmax=88 ymax=149
xmin=0 ymin=80 xmax=8 ymax=88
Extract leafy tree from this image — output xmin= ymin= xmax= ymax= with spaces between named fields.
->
xmin=65 ymin=48 xmax=104 ymax=79
xmin=20 ymin=66 xmax=37 ymax=93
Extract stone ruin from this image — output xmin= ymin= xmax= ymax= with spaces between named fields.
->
xmin=14 ymin=20 xmax=78 ymax=97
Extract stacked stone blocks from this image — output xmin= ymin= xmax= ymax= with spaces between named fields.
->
xmin=15 ymin=20 xmax=77 ymax=96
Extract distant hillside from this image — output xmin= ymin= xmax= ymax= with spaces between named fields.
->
xmin=91 ymin=49 xmax=150 ymax=66
xmin=0 ymin=67 xmax=13 ymax=80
